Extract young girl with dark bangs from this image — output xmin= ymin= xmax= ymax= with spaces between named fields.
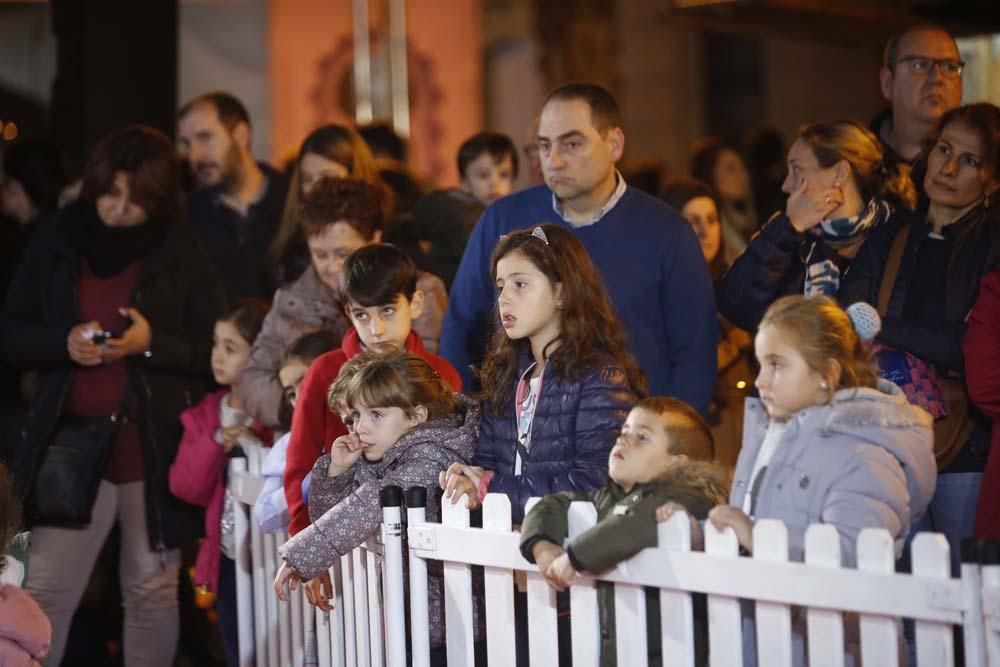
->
xmin=441 ymin=223 xmax=645 ymax=523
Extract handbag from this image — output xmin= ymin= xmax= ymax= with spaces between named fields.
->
xmin=28 ymin=413 xmax=122 ymax=527
xmin=877 ymin=225 xmax=974 ymax=469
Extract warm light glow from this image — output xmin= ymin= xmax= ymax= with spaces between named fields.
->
xmin=736 ymin=380 xmax=747 ymax=390
xmin=2 ymin=123 xmax=17 ymax=141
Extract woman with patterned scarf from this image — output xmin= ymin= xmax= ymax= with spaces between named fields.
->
xmin=716 ymin=120 xmax=917 ymax=332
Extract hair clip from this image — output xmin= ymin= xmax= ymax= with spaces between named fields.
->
xmin=530 ymin=226 xmax=549 ymax=245
xmin=499 ymin=226 xmax=550 ymax=246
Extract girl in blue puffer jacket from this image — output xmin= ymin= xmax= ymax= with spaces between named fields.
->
xmin=441 ymin=223 xmax=646 ymax=523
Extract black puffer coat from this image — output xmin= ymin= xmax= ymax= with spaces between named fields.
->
xmin=0 ymin=202 xmax=225 ymax=550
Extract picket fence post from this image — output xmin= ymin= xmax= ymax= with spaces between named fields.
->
xmin=959 ymin=540 xmax=986 ymax=667
xmin=230 ymin=457 xmax=255 ymax=667
xmin=380 ymin=486 xmax=407 ymax=667
xmin=482 ymin=494 xmax=516 ymax=667
xmin=523 ymin=497 xmax=560 ymax=665
xmin=289 ymin=569 xmax=304 ymax=667
xmin=351 ymin=544 xmax=372 ymax=667
xmin=912 ymin=532 xmax=955 ymax=666
xmin=704 ymin=522 xmax=742 ymax=667
xmin=406 ymin=487 xmax=431 ymax=667
xmin=981 ymin=541 xmax=1000 ymax=666
xmin=804 ymin=524 xmax=845 ymax=667
xmin=567 ymin=502 xmax=600 ymax=667
xmin=752 ymin=520 xmax=793 ymax=666
xmin=612 ymin=499 xmax=649 ymax=667
xmin=857 ymin=528 xmax=899 ymax=666
xmin=442 ymin=495 xmax=475 ymax=666
xmin=658 ymin=511 xmax=695 ymax=667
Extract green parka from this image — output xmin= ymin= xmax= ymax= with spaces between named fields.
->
xmin=519 ymin=461 xmax=728 ymax=666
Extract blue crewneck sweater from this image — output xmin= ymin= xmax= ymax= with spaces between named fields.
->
xmin=440 ymin=184 xmax=718 ymax=414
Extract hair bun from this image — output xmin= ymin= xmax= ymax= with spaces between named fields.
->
xmin=846 ymin=302 xmax=881 ymax=343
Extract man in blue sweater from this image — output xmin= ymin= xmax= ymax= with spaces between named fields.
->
xmin=440 ymin=83 xmax=717 ymax=414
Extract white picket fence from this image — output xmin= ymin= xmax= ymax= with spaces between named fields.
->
xmin=228 ymin=443 xmax=392 ymax=667
xmin=228 ymin=455 xmax=1000 ymax=667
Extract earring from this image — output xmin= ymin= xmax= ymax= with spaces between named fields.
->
xmin=819 ymin=380 xmax=829 ymax=390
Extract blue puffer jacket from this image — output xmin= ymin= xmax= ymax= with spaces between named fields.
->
xmin=474 ymin=352 xmax=639 ymax=523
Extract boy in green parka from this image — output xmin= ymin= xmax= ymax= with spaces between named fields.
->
xmin=519 ymin=397 xmax=728 ymax=666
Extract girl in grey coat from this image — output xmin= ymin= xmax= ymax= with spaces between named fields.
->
xmin=689 ymin=295 xmax=935 ymax=665
xmin=707 ymin=296 xmax=935 ymax=564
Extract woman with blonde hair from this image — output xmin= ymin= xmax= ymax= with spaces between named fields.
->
xmin=717 ymin=119 xmax=916 ymax=331
xmin=269 ymin=124 xmax=386 ymax=283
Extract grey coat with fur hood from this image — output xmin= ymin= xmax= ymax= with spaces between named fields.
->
xmin=732 ymin=380 xmax=935 ymax=565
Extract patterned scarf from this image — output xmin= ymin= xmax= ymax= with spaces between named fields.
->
xmin=803 ymin=198 xmax=891 ymax=297
xmin=817 ymin=197 xmax=890 ymax=250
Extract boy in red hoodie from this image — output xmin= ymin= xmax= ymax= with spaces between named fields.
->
xmin=285 ymin=244 xmax=461 ymax=534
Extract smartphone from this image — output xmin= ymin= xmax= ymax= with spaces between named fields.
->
xmin=91 ymin=331 xmax=115 ymax=344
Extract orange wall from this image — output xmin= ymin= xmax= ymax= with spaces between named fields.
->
xmin=269 ymin=0 xmax=483 ymax=186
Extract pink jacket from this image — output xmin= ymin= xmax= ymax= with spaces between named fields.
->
xmin=0 ymin=584 xmax=51 ymax=666
xmin=169 ymin=390 xmax=271 ymax=592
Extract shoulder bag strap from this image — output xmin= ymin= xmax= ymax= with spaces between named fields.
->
xmin=877 ymin=225 xmax=911 ymax=318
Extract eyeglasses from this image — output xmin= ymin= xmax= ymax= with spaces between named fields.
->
xmin=893 ymin=56 xmax=965 ymax=78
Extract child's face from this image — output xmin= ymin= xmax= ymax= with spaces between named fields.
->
xmin=350 ymin=404 xmax=425 ymax=462
xmin=347 ymin=293 xmax=423 ymax=351
xmin=461 ymin=152 xmax=515 ymax=206
xmin=211 ymin=320 xmax=253 ymax=386
xmin=495 ymin=250 xmax=562 ymax=349
xmin=754 ymin=324 xmax=830 ymax=421
xmin=278 ymin=358 xmax=309 ymax=408
xmin=609 ymin=407 xmax=683 ymax=489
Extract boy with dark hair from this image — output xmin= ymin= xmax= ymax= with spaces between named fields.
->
xmin=457 ymin=132 xmax=518 ymax=206
xmin=283 ymin=244 xmax=461 ymax=535
xmin=519 ymin=397 xmax=727 ymax=666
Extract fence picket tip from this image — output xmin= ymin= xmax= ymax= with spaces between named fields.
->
xmin=980 ymin=541 xmax=1000 ymax=566
xmin=656 ymin=510 xmax=691 ymax=550
xmin=380 ymin=485 xmax=403 ymax=508
xmin=481 ymin=494 xmax=512 ymax=533
xmin=405 ymin=486 xmax=427 ymax=508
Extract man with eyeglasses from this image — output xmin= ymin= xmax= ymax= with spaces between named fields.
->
xmin=873 ymin=25 xmax=964 ymax=169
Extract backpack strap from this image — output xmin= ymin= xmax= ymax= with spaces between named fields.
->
xmin=877 ymin=225 xmax=911 ymax=318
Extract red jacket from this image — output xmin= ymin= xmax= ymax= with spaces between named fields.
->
xmin=964 ymin=270 xmax=1000 ymax=539
xmin=284 ymin=329 xmax=462 ymax=535
xmin=169 ymin=390 xmax=271 ymax=592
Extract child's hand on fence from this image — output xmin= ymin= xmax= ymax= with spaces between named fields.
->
xmin=655 ymin=502 xmax=704 ymax=549
xmin=304 ymin=570 xmax=335 ymax=612
xmin=274 ymin=561 xmax=302 ymax=601
xmin=439 ymin=463 xmax=480 ymax=509
xmin=459 ymin=465 xmax=485 ymax=489
xmin=545 ymin=553 xmax=579 ymax=591
xmin=329 ymin=433 xmax=364 ymax=476
xmin=708 ymin=505 xmax=754 ymax=553
xmin=531 ymin=541 xmax=564 ymax=577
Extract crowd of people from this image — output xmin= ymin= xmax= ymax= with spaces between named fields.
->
xmin=0 ymin=20 xmax=997 ymax=667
